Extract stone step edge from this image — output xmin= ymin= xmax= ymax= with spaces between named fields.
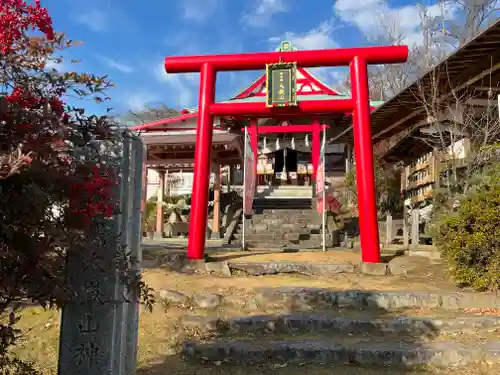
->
xmin=225 ymin=246 xmax=327 ymax=252
xmin=227 ymin=261 xmax=397 ymax=277
xmin=183 ymin=339 xmax=500 ymax=367
xmin=228 ymin=262 xmax=355 ymax=276
xmin=257 ymin=287 xmax=500 ymax=310
xmin=182 ymin=313 xmax=500 ymax=335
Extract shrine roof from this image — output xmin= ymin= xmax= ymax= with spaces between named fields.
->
xmin=228 ymin=41 xmax=343 ymax=101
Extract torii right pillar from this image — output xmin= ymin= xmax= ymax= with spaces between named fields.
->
xmin=350 ymin=56 xmax=380 ymax=263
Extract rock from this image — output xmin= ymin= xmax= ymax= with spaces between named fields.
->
xmin=182 ymin=339 xmax=500 ymax=367
xmin=408 ymin=249 xmax=442 ymax=261
xmin=159 ymin=252 xmax=188 ymax=269
xmin=182 ymin=315 xmax=221 ymax=331
xmin=159 ymin=290 xmax=190 ymax=305
xmin=359 ymin=262 xmax=388 ymax=276
xmin=193 ymin=293 xmax=223 ymax=309
xmin=388 ymin=255 xmax=431 ymax=276
xmin=228 ymin=262 xmax=354 ymax=277
xmin=257 ymin=287 xmax=500 ymax=311
xmin=441 ymin=293 xmax=500 ymax=310
xmin=205 ymin=261 xmax=232 ymax=277
xmin=181 ymin=260 xmax=207 ymax=275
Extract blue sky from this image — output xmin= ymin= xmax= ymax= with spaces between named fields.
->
xmin=42 ymin=0 xmax=451 ymax=117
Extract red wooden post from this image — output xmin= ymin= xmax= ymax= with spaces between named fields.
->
xmin=155 ymin=170 xmax=165 ymax=238
xmin=187 ymin=63 xmax=216 ymax=260
xmin=140 ymin=147 xmax=148 ymax=235
xmin=311 ymin=119 xmax=320 ymax=180
xmin=248 ymin=120 xmax=258 ymax=188
xmin=350 ymin=56 xmax=380 ymax=263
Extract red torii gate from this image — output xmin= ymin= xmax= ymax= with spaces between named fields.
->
xmin=164 ymin=45 xmax=408 ymax=264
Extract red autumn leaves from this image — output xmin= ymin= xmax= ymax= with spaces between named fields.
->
xmin=70 ymin=164 xmax=119 ymax=224
xmin=1 ymin=0 xmax=117 ymax=222
xmin=0 ymin=0 xmax=54 ymax=55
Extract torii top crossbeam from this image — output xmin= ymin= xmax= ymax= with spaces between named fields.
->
xmin=164 ymin=45 xmax=408 ymax=73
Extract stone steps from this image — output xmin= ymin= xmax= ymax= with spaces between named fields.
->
xmin=238 ymin=196 xmax=324 ymax=248
xmin=233 ymin=233 xmax=325 ymax=241
xmin=256 ymin=287 xmax=500 ymax=311
xmin=255 ymin=186 xmax=313 ymax=199
xmin=253 ymin=198 xmax=313 ymax=211
xmin=250 ymin=216 xmax=315 ymax=225
xmin=183 ymin=337 xmax=500 ymax=367
xmin=158 ymin=280 xmax=500 ymax=369
xmin=234 ymin=240 xmax=326 ymax=250
xmin=222 ymin=312 xmax=500 ymax=337
xmin=181 ymin=289 xmax=500 ymax=368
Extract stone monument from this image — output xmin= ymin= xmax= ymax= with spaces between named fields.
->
xmin=57 ymin=135 xmax=144 ymax=375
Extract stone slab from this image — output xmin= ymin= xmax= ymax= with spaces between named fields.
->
xmin=225 ymin=313 xmax=500 ymax=336
xmin=158 ymin=290 xmax=190 ymax=305
xmin=182 ymin=315 xmax=221 ymax=332
xmin=192 ymin=293 xmax=223 ymax=309
xmin=228 ymin=262 xmax=355 ymax=276
xmin=256 ymin=287 xmax=500 ymax=311
xmin=210 ymin=231 xmax=221 ymax=240
xmin=360 ymin=262 xmax=388 ymax=276
xmin=183 ymin=339 xmax=500 ymax=367
xmin=204 ymin=261 xmax=232 ymax=277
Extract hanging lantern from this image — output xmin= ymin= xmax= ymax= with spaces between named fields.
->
xmin=276 ymin=138 xmax=280 ymax=150
xmin=305 ymin=134 xmax=309 ymax=148
xmin=263 ymin=136 xmax=267 ymax=149
xmin=291 ymin=137 xmax=295 ymax=150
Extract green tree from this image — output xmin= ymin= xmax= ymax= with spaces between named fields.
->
xmin=344 ymin=157 xmax=401 ymax=216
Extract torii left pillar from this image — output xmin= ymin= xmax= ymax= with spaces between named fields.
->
xmin=187 ymin=63 xmax=216 ymax=259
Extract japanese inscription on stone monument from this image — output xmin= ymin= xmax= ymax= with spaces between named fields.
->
xmin=266 ymin=61 xmax=297 ymax=107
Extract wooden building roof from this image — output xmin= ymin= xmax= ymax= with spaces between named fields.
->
xmin=335 ymin=19 xmax=500 ymax=146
